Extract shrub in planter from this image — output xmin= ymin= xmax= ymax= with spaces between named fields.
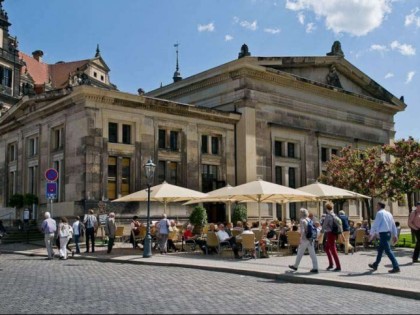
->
xmin=189 ymin=205 xmax=208 ymax=234
xmin=232 ymin=204 xmax=247 ymax=224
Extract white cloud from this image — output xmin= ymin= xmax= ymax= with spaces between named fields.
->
xmin=298 ymin=12 xmax=305 ymax=25
xmin=240 ymin=20 xmax=258 ymax=31
xmin=198 ymin=22 xmax=215 ymax=32
xmin=406 ymin=71 xmax=415 ymax=84
xmin=306 ymin=22 xmax=316 ymax=33
xmin=390 ymin=41 xmax=416 ymax=55
xmin=370 ymin=44 xmax=388 ymax=52
xmin=225 ymin=34 xmax=234 ymax=41
xmin=285 ymin=0 xmax=392 ymax=36
xmin=384 ymin=72 xmax=394 ymax=79
xmin=405 ymin=7 xmax=420 ymax=28
xmin=264 ymin=27 xmax=281 ymax=34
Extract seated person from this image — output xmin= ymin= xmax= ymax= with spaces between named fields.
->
xmin=278 ymin=222 xmax=290 ymax=249
xmin=130 ymin=216 xmax=142 ymax=248
xmin=232 ymin=221 xmax=244 ymax=233
xmin=167 ymin=220 xmax=180 ymax=252
xmin=183 ymin=224 xmax=207 ymax=254
xmin=216 ymin=223 xmax=241 ymax=259
xmin=225 ymin=222 xmax=233 ymax=237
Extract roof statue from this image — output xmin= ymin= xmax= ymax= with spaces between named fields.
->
xmin=326 ymin=40 xmax=344 ymax=57
xmin=238 ymin=43 xmax=251 ymax=59
xmin=326 ymin=65 xmax=342 ymax=89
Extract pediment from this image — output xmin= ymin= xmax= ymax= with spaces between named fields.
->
xmin=90 ymin=56 xmax=110 ymax=72
xmin=255 ymin=56 xmax=405 ymax=108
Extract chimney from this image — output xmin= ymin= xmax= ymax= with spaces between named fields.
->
xmin=32 ymin=50 xmax=44 ymax=62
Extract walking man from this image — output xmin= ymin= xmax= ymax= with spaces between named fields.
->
xmin=83 ymin=209 xmax=98 ymax=253
xmin=368 ymin=201 xmax=400 ymax=273
xmin=289 ymin=208 xmax=319 ymax=273
xmin=41 ymin=212 xmax=56 ymax=259
xmin=408 ymin=201 xmax=420 ymax=263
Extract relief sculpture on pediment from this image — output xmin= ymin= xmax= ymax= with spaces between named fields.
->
xmin=326 ymin=65 xmax=342 ymax=89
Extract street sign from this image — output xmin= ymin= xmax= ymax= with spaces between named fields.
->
xmin=45 ymin=168 xmax=58 ymax=182
xmin=46 ymin=182 xmax=57 ymax=199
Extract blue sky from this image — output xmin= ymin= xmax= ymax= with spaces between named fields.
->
xmin=5 ymin=0 xmax=419 ymax=140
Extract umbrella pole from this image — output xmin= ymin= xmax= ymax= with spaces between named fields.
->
xmin=227 ymin=201 xmax=232 ymax=223
xmin=258 ymin=201 xmax=261 ymax=230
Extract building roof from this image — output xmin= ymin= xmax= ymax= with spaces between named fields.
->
xmin=19 ymin=51 xmax=49 ymax=85
xmin=49 ymin=59 xmax=89 ymax=89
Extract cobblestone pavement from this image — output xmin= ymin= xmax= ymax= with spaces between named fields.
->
xmin=2 ymin=241 xmax=420 ymax=303
xmin=0 ymin=253 xmax=420 ymax=314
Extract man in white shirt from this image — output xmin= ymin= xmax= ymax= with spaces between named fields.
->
xmin=216 ymin=224 xmax=241 ymax=259
xmin=368 ymin=202 xmax=400 ymax=273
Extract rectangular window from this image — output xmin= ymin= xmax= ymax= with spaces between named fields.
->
xmin=108 ymin=123 xmax=118 ymax=143
xmin=170 ymin=131 xmax=178 ymax=150
xmin=0 ymin=66 xmax=12 ymax=88
xmin=211 ymin=137 xmax=219 ymax=155
xmin=121 ymin=158 xmax=130 ymax=196
xmin=288 ymin=167 xmax=296 ymax=188
xmin=168 ymin=161 xmax=178 ymax=185
xmin=331 ymin=148 xmax=338 ymax=157
xmin=287 ymin=143 xmax=295 ymax=158
xmin=275 ymin=166 xmax=282 ymax=185
xmin=107 ymin=156 xmax=117 ymax=200
xmin=201 ymin=135 xmax=208 ymax=154
xmin=158 ymin=161 xmax=166 ymax=183
xmin=274 ymin=141 xmax=282 ymax=157
xmin=202 ymin=164 xmax=218 ymax=193
xmin=8 ymin=143 xmax=16 ymax=162
xmin=321 ymin=147 xmax=327 ymax=162
xmin=28 ymin=165 xmax=38 ymax=195
xmin=8 ymin=170 xmax=16 ymax=197
xmin=122 ymin=124 xmax=131 ymax=144
xmin=290 ymin=203 xmax=297 ymax=221
xmin=53 ymin=127 xmax=64 ymax=150
xmin=158 ymin=129 xmax=166 ymax=149
xmin=28 ymin=137 xmax=38 ymax=157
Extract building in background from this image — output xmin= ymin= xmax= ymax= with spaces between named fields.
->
xmin=0 ymin=3 xmax=408 ymax=224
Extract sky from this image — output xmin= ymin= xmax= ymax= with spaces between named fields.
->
xmin=4 ymin=0 xmax=420 ymax=140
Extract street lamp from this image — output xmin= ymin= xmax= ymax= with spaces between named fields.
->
xmin=143 ymin=159 xmax=156 ymax=258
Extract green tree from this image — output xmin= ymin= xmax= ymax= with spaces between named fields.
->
xmin=319 ymin=145 xmax=392 ymax=227
xmin=231 ymin=204 xmax=247 ymax=224
xmin=23 ymin=193 xmax=39 ymax=206
xmin=8 ymin=194 xmax=24 ymax=208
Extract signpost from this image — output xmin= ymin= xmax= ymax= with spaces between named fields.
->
xmin=45 ymin=168 xmax=58 ymax=217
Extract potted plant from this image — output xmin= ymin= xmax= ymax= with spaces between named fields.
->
xmin=232 ymin=204 xmax=247 ymax=225
xmin=189 ymin=205 xmax=208 ymax=235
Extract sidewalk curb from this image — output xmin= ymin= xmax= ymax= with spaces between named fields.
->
xmin=3 ymin=249 xmax=419 ymax=301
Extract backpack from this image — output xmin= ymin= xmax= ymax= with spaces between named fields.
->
xmin=331 ymin=214 xmax=343 ymax=235
xmin=305 ymin=219 xmax=317 ymax=241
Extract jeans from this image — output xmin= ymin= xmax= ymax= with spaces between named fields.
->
xmin=325 ymin=232 xmax=341 ymax=269
xmin=85 ymin=227 xmax=95 ymax=252
xmin=373 ymin=232 xmax=399 ymax=270
xmin=413 ymin=229 xmax=420 ymax=262
xmin=74 ymin=234 xmax=81 ymax=254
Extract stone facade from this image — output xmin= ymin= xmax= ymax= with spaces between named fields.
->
xmin=0 ymin=86 xmax=239 ymax=222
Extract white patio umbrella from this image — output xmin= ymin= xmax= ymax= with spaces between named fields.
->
xmin=112 ymin=181 xmax=208 ymax=213
xmin=297 ymin=181 xmax=371 ymax=217
xmin=217 ymin=179 xmax=317 ymax=227
xmin=184 ymin=184 xmax=239 ymax=223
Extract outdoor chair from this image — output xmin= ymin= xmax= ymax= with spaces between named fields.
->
xmin=241 ymin=233 xmax=257 ymax=259
xmin=354 ymin=229 xmax=366 ymax=252
xmin=286 ymin=231 xmax=301 ymax=254
xmin=206 ymin=231 xmax=233 ymax=257
xmin=114 ymin=226 xmax=125 ymax=246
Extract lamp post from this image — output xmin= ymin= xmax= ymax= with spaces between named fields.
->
xmin=143 ymin=159 xmax=156 ymax=258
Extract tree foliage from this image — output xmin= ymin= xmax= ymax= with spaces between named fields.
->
xmin=231 ymin=204 xmax=247 ymax=224
xmin=189 ymin=205 xmax=208 ymax=227
xmin=8 ymin=194 xmax=24 ymax=208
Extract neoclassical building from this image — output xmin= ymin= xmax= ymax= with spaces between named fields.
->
xmin=0 ymin=2 xmax=408 ymax=223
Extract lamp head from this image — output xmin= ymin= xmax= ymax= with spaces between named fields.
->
xmin=144 ymin=159 xmax=156 ymax=186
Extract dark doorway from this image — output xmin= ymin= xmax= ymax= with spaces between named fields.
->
xmin=204 ymin=202 xmax=225 ymax=223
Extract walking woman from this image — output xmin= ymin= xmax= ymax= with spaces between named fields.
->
xmin=322 ymin=202 xmax=342 ymax=271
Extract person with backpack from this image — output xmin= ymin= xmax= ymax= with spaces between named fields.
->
xmin=83 ymin=209 xmax=98 ymax=253
xmin=322 ymin=201 xmax=342 ymax=271
xmin=338 ymin=210 xmax=353 ymax=255
xmin=288 ymin=208 xmax=319 ymax=273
